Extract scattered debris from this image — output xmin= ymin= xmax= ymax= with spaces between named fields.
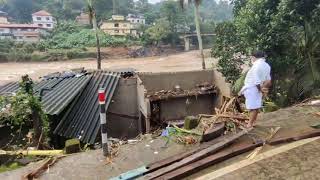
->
xmin=247 ymin=127 xmax=280 ymax=159
xmin=143 ymin=128 xmax=252 ymax=179
xmin=200 ymin=123 xmax=225 ymax=143
xmin=146 ymin=84 xmax=218 ymax=101
xmin=156 ymin=138 xmax=262 ymax=180
xmin=23 ymin=155 xmax=65 ymax=180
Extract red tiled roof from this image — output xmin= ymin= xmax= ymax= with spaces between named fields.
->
xmin=32 ymin=10 xmax=51 ymax=16
xmin=0 ymin=24 xmax=40 ymax=28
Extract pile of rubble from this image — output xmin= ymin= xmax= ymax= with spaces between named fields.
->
xmin=146 ymin=83 xmax=218 ymax=101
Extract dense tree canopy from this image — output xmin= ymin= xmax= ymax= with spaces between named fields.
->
xmin=212 ymin=0 xmax=320 ymax=106
xmin=0 ymin=0 xmax=233 ymax=24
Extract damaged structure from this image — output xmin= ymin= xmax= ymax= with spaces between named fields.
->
xmin=0 ymin=69 xmax=230 ymax=145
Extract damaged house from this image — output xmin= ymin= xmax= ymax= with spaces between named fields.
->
xmin=0 ymin=69 xmax=229 ymax=146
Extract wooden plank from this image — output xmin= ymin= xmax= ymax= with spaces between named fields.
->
xmin=195 ymin=137 xmax=320 ymax=180
xmin=268 ymin=129 xmax=320 ymax=145
xmin=146 ymin=136 xmax=224 ymax=173
xmin=200 ymin=122 xmax=225 ymax=143
xmin=156 ymin=139 xmax=263 ymax=180
xmin=144 ymin=128 xmax=252 ymax=179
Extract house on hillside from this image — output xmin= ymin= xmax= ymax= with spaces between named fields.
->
xmin=32 ymin=10 xmax=55 ymax=29
xmin=75 ymin=12 xmax=90 ymax=26
xmin=126 ymin=14 xmax=145 ymax=25
xmin=0 ymin=11 xmax=9 ymax=24
xmin=100 ymin=14 xmax=144 ymax=37
xmin=0 ymin=24 xmax=43 ymax=42
xmin=0 ymin=10 xmax=51 ymax=42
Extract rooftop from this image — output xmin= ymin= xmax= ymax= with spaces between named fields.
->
xmin=32 ymin=10 xmax=52 ymax=16
xmin=0 ymin=10 xmax=7 ymax=16
xmin=0 ymin=24 xmax=40 ymax=28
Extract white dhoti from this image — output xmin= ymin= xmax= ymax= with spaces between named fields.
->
xmin=242 ymin=86 xmax=263 ymax=110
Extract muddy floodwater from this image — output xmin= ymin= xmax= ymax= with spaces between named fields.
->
xmin=0 ymin=51 xmax=215 ymax=85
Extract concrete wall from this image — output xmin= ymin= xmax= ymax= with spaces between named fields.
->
xmin=159 ymin=94 xmax=217 ymax=121
xmin=105 ymin=69 xmax=232 ymax=137
xmin=107 ymin=77 xmax=140 ymax=138
xmin=138 ymin=70 xmax=215 ymax=93
xmin=212 ymin=68 xmax=232 ymax=106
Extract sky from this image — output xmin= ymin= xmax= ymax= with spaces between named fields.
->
xmin=147 ymin=0 xmax=224 ymax=4
xmin=149 ymin=0 xmax=163 ymax=3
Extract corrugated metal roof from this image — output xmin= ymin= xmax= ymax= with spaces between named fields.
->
xmin=40 ymin=76 xmax=92 ymax=115
xmin=0 ymin=75 xmax=92 ymax=115
xmin=54 ymin=71 xmax=121 ymax=144
xmin=0 ymin=82 xmax=19 ymax=95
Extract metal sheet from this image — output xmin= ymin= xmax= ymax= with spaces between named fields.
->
xmin=54 ymin=71 xmax=121 ymax=144
xmin=0 ymin=75 xmax=92 ymax=115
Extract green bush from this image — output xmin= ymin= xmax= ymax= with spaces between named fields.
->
xmin=41 ymin=25 xmax=136 ymax=49
xmin=30 ymin=54 xmax=49 ymax=62
xmin=0 ymin=52 xmax=8 ymax=62
xmin=7 ymin=50 xmax=32 ymax=62
xmin=21 ymin=43 xmax=35 ymax=54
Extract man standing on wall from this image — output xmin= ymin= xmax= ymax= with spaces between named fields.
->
xmin=240 ymin=51 xmax=272 ymax=128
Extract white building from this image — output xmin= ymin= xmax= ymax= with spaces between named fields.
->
xmin=126 ymin=14 xmax=145 ymax=25
xmin=0 ymin=11 xmax=9 ymax=24
xmin=32 ymin=10 xmax=55 ymax=29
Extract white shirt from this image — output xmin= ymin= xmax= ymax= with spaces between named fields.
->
xmin=241 ymin=58 xmax=271 ymax=92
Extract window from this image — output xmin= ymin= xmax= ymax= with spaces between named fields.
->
xmin=115 ymin=30 xmax=119 ymax=33
xmin=114 ymin=23 xmax=119 ymax=27
xmin=38 ymin=24 xmax=43 ymax=27
xmin=46 ymin=24 xmax=51 ymax=27
xmin=137 ymin=20 xmax=140 ymax=23
xmin=36 ymin=17 xmax=41 ymax=20
xmin=46 ymin=17 xmax=50 ymax=21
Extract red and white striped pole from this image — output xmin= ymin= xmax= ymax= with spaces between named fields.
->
xmin=98 ymin=87 xmax=109 ymax=156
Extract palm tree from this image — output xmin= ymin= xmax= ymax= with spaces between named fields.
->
xmin=180 ymin=0 xmax=206 ymax=70
xmin=112 ymin=0 xmax=117 ymax=15
xmin=87 ymin=0 xmax=102 ymax=70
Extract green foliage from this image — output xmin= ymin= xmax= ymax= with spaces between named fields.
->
xmin=212 ymin=21 xmax=246 ymax=83
xmin=213 ymin=0 xmax=320 ymax=106
xmin=41 ymin=24 xmax=133 ymax=49
xmin=232 ymin=71 xmax=247 ymax=95
xmin=0 ymin=162 xmax=22 ymax=173
xmin=145 ymin=18 xmax=171 ymax=45
xmin=0 ymin=76 xmax=49 ymax=137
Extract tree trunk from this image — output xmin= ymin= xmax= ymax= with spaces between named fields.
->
xmin=92 ymin=13 xmax=101 ymax=70
xmin=194 ymin=5 xmax=205 ymax=70
xmin=31 ymin=108 xmax=43 ymax=149
xmin=112 ymin=0 xmax=117 ymax=15
xmin=304 ymin=21 xmax=319 ymax=83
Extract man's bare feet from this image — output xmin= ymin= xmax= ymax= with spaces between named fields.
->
xmin=246 ymin=123 xmax=253 ymax=128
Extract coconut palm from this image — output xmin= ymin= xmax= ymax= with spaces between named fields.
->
xmin=180 ymin=0 xmax=206 ymax=69
xmin=112 ymin=0 xmax=117 ymax=15
xmin=87 ymin=0 xmax=101 ymax=70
